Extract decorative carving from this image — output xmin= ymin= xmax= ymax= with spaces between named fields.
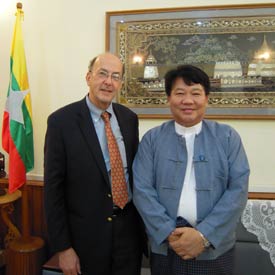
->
xmin=0 ymin=190 xmax=22 ymax=248
xmin=1 ymin=204 xmax=21 ymax=248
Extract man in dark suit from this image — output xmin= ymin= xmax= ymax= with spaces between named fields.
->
xmin=44 ymin=53 xmax=145 ymax=275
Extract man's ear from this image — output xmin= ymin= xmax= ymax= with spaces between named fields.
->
xmin=86 ymin=72 xmax=91 ymax=83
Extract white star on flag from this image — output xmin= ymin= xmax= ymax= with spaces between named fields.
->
xmin=5 ymin=86 xmax=29 ymax=125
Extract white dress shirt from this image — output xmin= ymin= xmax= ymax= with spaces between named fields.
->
xmin=175 ymin=121 xmax=202 ymax=226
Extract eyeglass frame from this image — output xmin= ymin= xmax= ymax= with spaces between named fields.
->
xmin=90 ymin=69 xmax=123 ymax=82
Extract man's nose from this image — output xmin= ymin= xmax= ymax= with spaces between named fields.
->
xmin=103 ymin=75 xmax=113 ymax=85
xmin=181 ymin=94 xmax=193 ymax=103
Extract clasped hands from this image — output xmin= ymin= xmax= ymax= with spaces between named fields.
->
xmin=168 ymin=227 xmax=205 ymax=260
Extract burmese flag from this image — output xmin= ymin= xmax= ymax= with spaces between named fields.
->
xmin=2 ymin=5 xmax=34 ymax=193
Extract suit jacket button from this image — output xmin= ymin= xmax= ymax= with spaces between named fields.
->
xmin=107 ymin=193 xmax=112 ymax=198
xmin=107 ymin=217 xmax=112 ymax=222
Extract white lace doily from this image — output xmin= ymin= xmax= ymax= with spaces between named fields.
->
xmin=241 ymin=200 xmax=275 ymax=267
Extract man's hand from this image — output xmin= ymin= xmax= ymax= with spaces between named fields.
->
xmin=168 ymin=227 xmax=205 ymax=260
xmin=58 ymin=247 xmax=81 ymax=275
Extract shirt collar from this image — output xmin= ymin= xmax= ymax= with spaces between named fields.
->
xmin=175 ymin=121 xmax=202 ymax=137
xmin=85 ymin=95 xmax=115 ymax=122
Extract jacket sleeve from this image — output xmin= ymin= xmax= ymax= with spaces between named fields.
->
xmin=44 ymin=114 xmax=72 ymax=253
xmin=133 ymin=131 xmax=175 ymax=245
xmin=196 ymin=128 xmax=250 ymax=249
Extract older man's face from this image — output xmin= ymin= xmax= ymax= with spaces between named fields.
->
xmin=86 ymin=53 xmax=123 ymax=110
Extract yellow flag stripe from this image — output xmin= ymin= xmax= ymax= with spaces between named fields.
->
xmin=11 ymin=9 xmax=32 ymax=119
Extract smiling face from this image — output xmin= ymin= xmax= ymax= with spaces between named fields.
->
xmin=168 ymin=77 xmax=208 ymax=127
xmin=86 ymin=53 xmax=123 ymax=110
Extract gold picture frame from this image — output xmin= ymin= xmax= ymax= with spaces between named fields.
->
xmin=106 ymin=4 xmax=275 ymax=119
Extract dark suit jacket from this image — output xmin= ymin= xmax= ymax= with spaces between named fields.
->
xmin=44 ymin=97 xmax=144 ymax=274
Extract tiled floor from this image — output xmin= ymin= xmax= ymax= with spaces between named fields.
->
xmin=141 ymin=267 xmax=151 ymax=275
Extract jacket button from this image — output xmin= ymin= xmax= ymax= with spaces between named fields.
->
xmin=107 ymin=217 xmax=112 ymax=222
xmin=107 ymin=193 xmax=112 ymax=198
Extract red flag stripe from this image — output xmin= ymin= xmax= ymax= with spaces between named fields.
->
xmin=2 ymin=111 xmax=26 ymax=192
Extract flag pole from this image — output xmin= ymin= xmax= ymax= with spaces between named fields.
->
xmin=15 ymin=1 xmax=31 ymax=241
xmin=5 ymin=3 xmax=45 ymax=275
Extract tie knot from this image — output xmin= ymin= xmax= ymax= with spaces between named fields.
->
xmin=101 ymin=111 xmax=110 ymax=123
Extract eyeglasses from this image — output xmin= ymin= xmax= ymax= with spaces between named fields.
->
xmin=92 ymin=69 xmax=122 ymax=82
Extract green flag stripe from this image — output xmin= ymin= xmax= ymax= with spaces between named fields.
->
xmin=9 ymin=67 xmax=34 ymax=172
xmin=11 ymin=71 xmax=21 ymax=91
xmin=10 ymin=116 xmax=34 ymax=172
xmin=22 ymin=101 xmax=34 ymax=171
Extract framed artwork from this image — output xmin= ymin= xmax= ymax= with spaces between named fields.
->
xmin=106 ymin=4 xmax=275 ymax=119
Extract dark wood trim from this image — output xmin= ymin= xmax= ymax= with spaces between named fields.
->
xmin=247 ymin=192 xmax=275 ymax=200
xmin=0 ymin=178 xmax=43 ymax=187
xmin=1 ymin=178 xmax=274 ymax=199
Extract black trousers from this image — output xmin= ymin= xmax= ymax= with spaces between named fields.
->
xmin=110 ymin=202 xmax=143 ymax=275
xmin=81 ymin=202 xmax=143 ymax=275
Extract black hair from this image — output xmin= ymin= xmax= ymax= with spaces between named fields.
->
xmin=164 ymin=64 xmax=210 ymax=96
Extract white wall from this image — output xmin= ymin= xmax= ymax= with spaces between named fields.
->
xmin=0 ymin=0 xmax=274 ymax=191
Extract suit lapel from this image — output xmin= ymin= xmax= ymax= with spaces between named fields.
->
xmin=77 ymin=98 xmax=110 ymax=186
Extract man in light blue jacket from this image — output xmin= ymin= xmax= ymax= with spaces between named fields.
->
xmin=133 ymin=65 xmax=250 ymax=275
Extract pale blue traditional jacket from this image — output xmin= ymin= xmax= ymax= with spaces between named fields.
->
xmin=133 ymin=119 xmax=250 ymax=260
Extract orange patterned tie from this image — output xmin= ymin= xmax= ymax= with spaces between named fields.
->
xmin=101 ymin=111 xmax=128 ymax=209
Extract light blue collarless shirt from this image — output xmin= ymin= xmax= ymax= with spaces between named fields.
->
xmin=85 ymin=96 xmax=132 ymax=201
